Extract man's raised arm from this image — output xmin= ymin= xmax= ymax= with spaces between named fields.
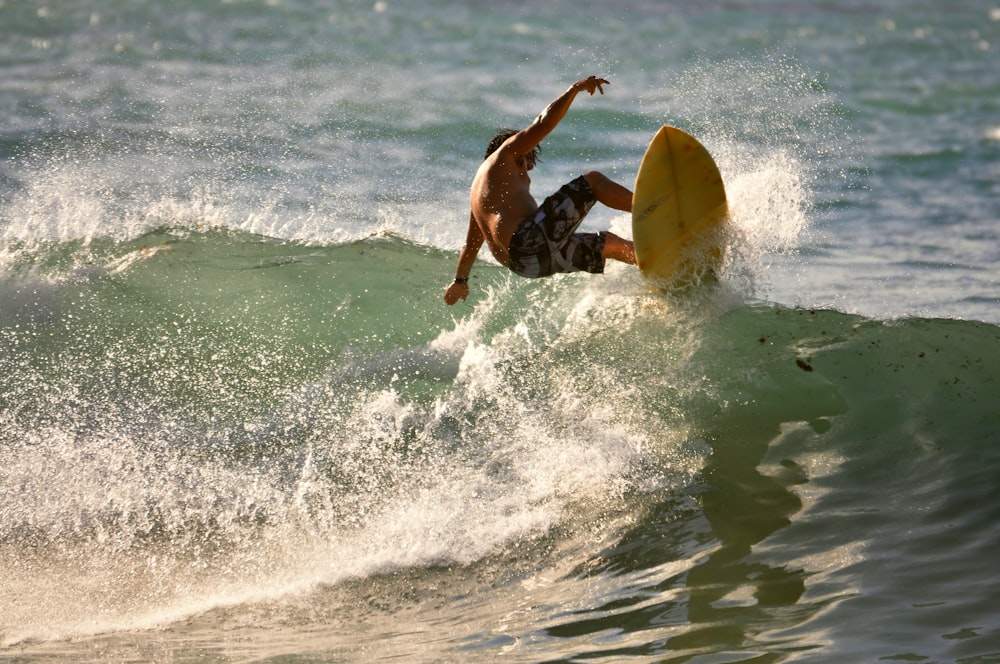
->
xmin=505 ymin=76 xmax=610 ymax=157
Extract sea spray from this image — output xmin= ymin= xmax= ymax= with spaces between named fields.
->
xmin=0 ymin=235 xmax=703 ymax=644
xmin=652 ymin=54 xmax=853 ymax=302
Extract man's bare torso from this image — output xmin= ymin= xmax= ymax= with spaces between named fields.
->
xmin=469 ymin=150 xmax=538 ymax=267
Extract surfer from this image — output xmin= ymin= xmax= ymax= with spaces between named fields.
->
xmin=444 ymin=76 xmax=636 ymax=305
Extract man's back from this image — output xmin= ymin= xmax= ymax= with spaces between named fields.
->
xmin=469 ymin=145 xmax=538 ymax=267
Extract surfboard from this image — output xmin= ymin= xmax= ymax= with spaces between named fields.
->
xmin=632 ymin=126 xmax=728 ymax=284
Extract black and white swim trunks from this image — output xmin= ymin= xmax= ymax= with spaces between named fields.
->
xmin=507 ymin=175 xmax=607 ymax=279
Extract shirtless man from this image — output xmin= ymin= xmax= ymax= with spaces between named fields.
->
xmin=444 ymin=76 xmax=636 ymax=305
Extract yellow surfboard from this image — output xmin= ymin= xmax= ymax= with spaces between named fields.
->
xmin=632 ymin=126 xmax=728 ymax=284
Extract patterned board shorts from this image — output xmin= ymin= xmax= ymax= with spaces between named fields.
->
xmin=507 ymin=175 xmax=607 ymax=279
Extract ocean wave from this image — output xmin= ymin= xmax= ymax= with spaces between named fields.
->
xmin=2 ymin=231 xmax=998 ymax=650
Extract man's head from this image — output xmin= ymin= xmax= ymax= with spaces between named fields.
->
xmin=485 ymin=129 xmax=541 ymax=167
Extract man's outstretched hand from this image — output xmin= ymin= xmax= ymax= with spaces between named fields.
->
xmin=574 ymin=76 xmax=610 ymax=95
xmin=444 ymin=281 xmax=469 ymax=305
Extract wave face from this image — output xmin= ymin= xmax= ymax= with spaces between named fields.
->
xmin=2 ymin=230 xmax=998 ymax=660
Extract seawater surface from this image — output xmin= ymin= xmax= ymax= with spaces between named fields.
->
xmin=2 ymin=0 xmax=999 ymax=662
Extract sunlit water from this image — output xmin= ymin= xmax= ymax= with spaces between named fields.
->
xmin=2 ymin=1 xmax=999 ymax=661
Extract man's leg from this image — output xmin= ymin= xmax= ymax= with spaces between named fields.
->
xmin=580 ymin=172 xmax=635 ymax=265
xmin=583 ymin=171 xmax=632 ymax=212
xmin=603 ymin=232 xmax=636 ymax=265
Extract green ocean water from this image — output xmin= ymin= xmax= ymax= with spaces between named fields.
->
xmin=2 ymin=230 xmax=999 ymax=661
xmin=3 ymin=0 xmax=1000 ymax=661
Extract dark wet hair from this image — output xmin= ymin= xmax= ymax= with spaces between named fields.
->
xmin=485 ymin=128 xmax=541 ymax=163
